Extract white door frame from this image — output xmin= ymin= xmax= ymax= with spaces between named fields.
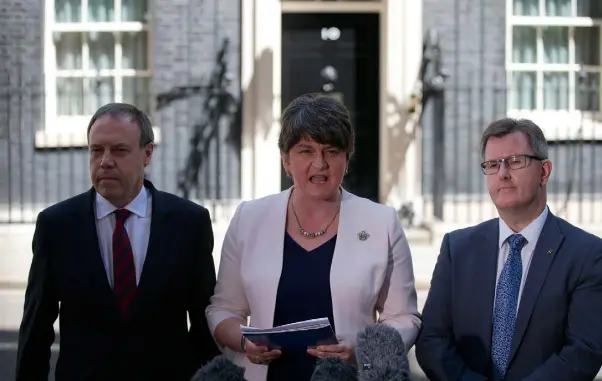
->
xmin=281 ymin=1 xmax=384 ymax=13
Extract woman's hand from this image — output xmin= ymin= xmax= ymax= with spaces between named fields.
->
xmin=307 ymin=344 xmax=355 ymax=364
xmin=243 ymin=338 xmax=282 ymax=366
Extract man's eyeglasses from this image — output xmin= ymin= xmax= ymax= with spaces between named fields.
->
xmin=480 ymin=154 xmax=544 ymax=175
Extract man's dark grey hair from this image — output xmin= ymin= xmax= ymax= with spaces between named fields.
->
xmin=86 ymin=103 xmax=154 ymax=148
xmin=480 ymin=117 xmax=548 ymax=160
xmin=279 ymin=93 xmax=355 ymax=159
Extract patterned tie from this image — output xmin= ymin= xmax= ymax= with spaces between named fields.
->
xmin=491 ymin=233 xmax=527 ymax=381
xmin=112 ymin=209 xmax=137 ymax=316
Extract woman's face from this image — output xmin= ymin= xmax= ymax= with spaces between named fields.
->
xmin=281 ymin=137 xmax=348 ymax=201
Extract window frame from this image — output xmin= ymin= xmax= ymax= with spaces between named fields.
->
xmin=40 ymin=0 xmax=158 ymax=148
xmin=505 ymin=0 xmax=602 ymax=141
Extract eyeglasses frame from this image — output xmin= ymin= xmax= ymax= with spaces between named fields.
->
xmin=480 ymin=154 xmax=545 ymax=175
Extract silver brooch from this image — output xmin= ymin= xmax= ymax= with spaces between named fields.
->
xmin=357 ymin=230 xmax=370 ymax=241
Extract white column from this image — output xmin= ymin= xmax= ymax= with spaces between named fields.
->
xmin=379 ymin=0 xmax=424 ymax=223
xmin=241 ymin=0 xmax=282 ymax=200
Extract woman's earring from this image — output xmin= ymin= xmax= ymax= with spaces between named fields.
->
xmin=286 ymin=172 xmax=292 ymax=179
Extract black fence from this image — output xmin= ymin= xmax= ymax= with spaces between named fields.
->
xmin=3 ymin=79 xmax=602 ymax=226
xmin=0 ymin=41 xmax=242 ymax=224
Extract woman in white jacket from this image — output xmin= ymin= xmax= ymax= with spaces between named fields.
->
xmin=205 ymin=93 xmax=421 ymax=381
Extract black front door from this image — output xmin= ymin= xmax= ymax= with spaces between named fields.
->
xmin=281 ymin=12 xmax=380 ymax=202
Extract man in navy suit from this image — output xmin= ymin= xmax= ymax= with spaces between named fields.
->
xmin=15 ymin=103 xmax=219 ymax=381
xmin=416 ymin=117 xmax=602 ymax=381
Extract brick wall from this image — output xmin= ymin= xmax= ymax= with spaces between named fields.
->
xmin=152 ymin=0 xmax=241 ymax=201
xmin=0 ymin=0 xmax=242 ymax=222
xmin=420 ymin=0 xmax=602 ymax=205
xmin=421 ymin=0 xmax=507 ymax=197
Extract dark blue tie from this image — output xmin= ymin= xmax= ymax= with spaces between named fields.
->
xmin=491 ymin=233 xmax=527 ymax=381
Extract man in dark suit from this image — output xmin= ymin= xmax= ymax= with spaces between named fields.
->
xmin=15 ymin=103 xmax=220 ymax=381
xmin=416 ymin=117 xmax=602 ymax=381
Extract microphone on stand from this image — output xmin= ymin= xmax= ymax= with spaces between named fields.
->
xmin=355 ymin=323 xmax=411 ymax=381
xmin=310 ymin=356 xmax=358 ymax=381
xmin=190 ymin=354 xmax=247 ymax=381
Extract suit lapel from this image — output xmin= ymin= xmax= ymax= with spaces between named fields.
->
xmin=473 ymin=220 xmax=500 ymax=356
xmin=77 ymin=187 xmax=119 ymax=309
xmin=509 ymin=213 xmax=564 ymax=363
xmin=134 ymin=181 xmax=174 ymax=311
xmin=329 ymin=189 xmax=356 ymax=340
xmin=249 ymin=188 xmax=290 ymax=328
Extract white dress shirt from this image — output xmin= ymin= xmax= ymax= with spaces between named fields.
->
xmin=495 ymin=206 xmax=549 ymax=309
xmin=94 ymin=186 xmax=152 ymax=287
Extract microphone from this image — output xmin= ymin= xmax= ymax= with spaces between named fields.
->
xmin=190 ymin=354 xmax=247 ymax=381
xmin=355 ymin=323 xmax=410 ymax=381
xmin=310 ymin=356 xmax=358 ymax=381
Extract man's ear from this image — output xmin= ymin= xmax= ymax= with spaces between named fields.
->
xmin=541 ymin=159 xmax=552 ymax=186
xmin=143 ymin=143 xmax=154 ymax=167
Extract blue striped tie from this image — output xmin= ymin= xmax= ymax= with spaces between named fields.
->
xmin=491 ymin=233 xmax=527 ymax=381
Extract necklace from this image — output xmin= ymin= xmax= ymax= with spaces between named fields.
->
xmin=290 ymin=189 xmax=341 ymax=239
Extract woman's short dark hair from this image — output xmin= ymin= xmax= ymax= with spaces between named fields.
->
xmin=278 ymin=93 xmax=355 ymax=158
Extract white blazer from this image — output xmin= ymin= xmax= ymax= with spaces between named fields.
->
xmin=205 ymin=187 xmax=421 ymax=381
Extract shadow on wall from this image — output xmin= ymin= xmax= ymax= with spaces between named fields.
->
xmin=253 ymin=49 xmax=276 ymax=142
xmin=121 ymin=45 xmax=277 ymax=223
xmin=154 ymin=38 xmax=242 ymax=201
xmin=238 ymin=47 xmax=276 ymax=197
xmin=382 ymin=93 xmax=422 ymax=226
xmin=381 ymin=29 xmax=448 ymax=228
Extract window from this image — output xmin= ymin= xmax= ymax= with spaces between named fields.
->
xmin=41 ymin=0 xmax=153 ymax=147
xmin=507 ymin=0 xmax=602 ymax=140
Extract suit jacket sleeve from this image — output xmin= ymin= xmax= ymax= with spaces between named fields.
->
xmin=415 ymin=233 xmax=487 ymax=381
xmin=205 ymin=202 xmax=250 ymax=348
xmin=15 ymin=211 xmax=60 ymax=381
xmin=375 ymin=207 xmax=422 ymax=352
xmin=521 ymin=242 xmax=602 ymax=381
xmin=187 ymin=206 xmax=220 ymax=366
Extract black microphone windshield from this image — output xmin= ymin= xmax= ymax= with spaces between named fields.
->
xmin=310 ymin=357 xmax=358 ymax=381
xmin=355 ymin=323 xmax=410 ymax=381
xmin=190 ymin=354 xmax=247 ymax=381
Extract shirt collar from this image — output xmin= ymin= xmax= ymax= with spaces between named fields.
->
xmin=95 ymin=185 xmax=149 ymax=220
xmin=498 ymin=206 xmax=548 ymax=249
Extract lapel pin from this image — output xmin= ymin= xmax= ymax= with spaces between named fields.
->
xmin=547 ymin=250 xmax=554 ymax=255
xmin=358 ymin=231 xmax=370 ymax=241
